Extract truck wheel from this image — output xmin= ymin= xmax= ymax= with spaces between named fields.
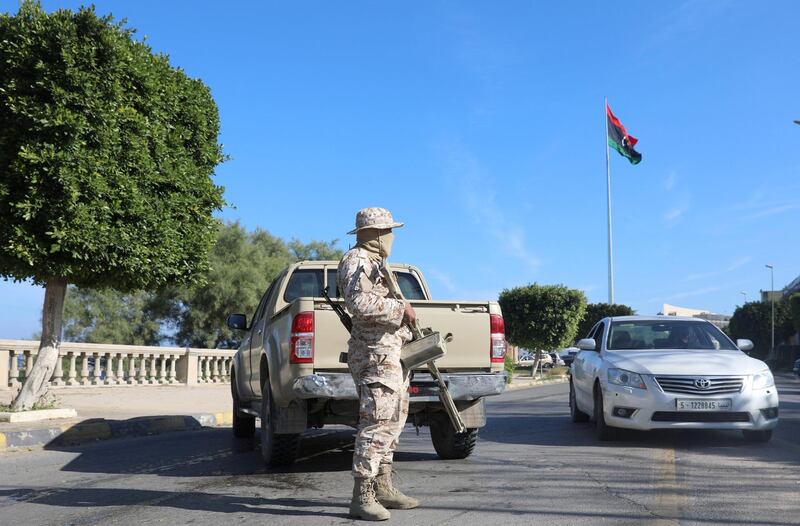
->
xmin=570 ymin=379 xmax=590 ymax=423
xmin=594 ymin=385 xmax=617 ymax=441
xmin=232 ymin=378 xmax=255 ymax=438
xmin=260 ymin=382 xmax=299 ymax=466
xmin=430 ymin=415 xmax=478 ymax=460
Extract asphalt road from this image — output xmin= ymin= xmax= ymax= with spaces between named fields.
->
xmin=1 ymin=375 xmax=798 ymax=526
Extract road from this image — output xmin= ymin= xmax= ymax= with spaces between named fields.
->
xmin=1 ymin=375 xmax=798 ymax=526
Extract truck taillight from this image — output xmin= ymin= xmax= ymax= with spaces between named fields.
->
xmin=290 ymin=312 xmax=314 ymax=364
xmin=490 ymin=314 xmax=507 ymax=363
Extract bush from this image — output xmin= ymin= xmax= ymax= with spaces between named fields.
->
xmin=504 ymin=354 xmax=515 ymax=384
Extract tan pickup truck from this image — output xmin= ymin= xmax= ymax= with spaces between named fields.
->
xmin=226 ymin=260 xmax=508 ymax=466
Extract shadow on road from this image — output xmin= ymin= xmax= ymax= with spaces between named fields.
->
xmin=0 ymin=487 xmax=350 ymax=518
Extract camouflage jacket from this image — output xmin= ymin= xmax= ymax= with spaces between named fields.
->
xmin=337 ymin=247 xmax=412 ymax=354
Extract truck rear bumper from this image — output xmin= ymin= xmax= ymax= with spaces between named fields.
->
xmin=292 ymin=372 xmax=507 ymax=401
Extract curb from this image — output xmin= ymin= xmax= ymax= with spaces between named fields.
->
xmin=505 ymin=376 xmax=569 ymax=391
xmin=0 ymin=411 xmax=233 ymax=451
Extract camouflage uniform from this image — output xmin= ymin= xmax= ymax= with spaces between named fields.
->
xmin=338 ymin=247 xmax=412 ymax=479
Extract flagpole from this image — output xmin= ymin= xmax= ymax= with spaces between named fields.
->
xmin=604 ymin=97 xmax=615 ymax=304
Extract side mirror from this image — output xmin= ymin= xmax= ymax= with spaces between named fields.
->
xmin=736 ymin=339 xmax=754 ymax=352
xmin=577 ymin=338 xmax=596 ymax=351
xmin=226 ymin=313 xmax=248 ymax=331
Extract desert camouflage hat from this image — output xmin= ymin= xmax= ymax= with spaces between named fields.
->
xmin=347 ymin=207 xmax=404 ymax=235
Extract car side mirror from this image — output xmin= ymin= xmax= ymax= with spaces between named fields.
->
xmin=226 ymin=313 xmax=248 ymax=331
xmin=577 ymin=338 xmax=596 ymax=351
xmin=736 ymin=339 xmax=754 ymax=352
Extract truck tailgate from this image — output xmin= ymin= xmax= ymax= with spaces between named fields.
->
xmin=312 ymin=300 xmax=492 ymax=371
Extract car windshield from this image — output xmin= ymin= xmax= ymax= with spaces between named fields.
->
xmin=607 ymin=320 xmax=738 ymax=351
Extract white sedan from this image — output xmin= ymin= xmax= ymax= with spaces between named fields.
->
xmin=569 ymin=316 xmax=779 ymax=442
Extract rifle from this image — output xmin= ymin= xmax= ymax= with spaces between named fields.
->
xmin=324 ymin=268 xmax=467 ymax=434
xmin=322 ymin=288 xmax=352 ymax=333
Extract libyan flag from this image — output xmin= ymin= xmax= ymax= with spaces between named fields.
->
xmin=606 ymin=104 xmax=642 ymax=165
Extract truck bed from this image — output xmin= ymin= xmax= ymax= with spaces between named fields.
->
xmin=313 ymin=299 xmax=496 ymax=371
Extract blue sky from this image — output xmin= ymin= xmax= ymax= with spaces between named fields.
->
xmin=2 ymin=1 xmax=800 ymax=339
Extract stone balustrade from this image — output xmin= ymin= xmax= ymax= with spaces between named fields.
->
xmin=0 ymin=340 xmax=235 ymax=392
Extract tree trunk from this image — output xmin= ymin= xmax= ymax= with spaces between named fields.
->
xmin=531 ymin=349 xmax=542 ymax=378
xmin=11 ymin=278 xmax=67 ymax=411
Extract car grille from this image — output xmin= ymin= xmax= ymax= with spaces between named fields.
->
xmin=655 ymin=376 xmax=744 ymax=396
xmin=651 ymin=412 xmax=750 ymax=423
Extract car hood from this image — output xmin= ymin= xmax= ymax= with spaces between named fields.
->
xmin=604 ymin=350 xmax=768 ymax=376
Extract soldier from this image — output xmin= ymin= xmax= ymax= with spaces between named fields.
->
xmin=338 ymin=207 xmax=420 ymax=521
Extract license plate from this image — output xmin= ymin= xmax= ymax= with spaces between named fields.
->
xmin=675 ymin=399 xmax=732 ymax=411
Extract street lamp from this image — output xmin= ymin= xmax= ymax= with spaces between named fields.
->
xmin=740 ymin=291 xmax=747 ymax=304
xmin=765 ymin=264 xmax=774 ymax=358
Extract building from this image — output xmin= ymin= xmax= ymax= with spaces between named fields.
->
xmin=661 ymin=303 xmax=731 ymax=329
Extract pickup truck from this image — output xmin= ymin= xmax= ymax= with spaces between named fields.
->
xmin=226 ymin=260 xmax=508 ymax=466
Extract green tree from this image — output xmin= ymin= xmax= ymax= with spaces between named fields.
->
xmin=498 ymin=284 xmax=587 ymax=374
xmin=575 ymin=303 xmax=635 ymax=342
xmin=727 ymin=300 xmax=794 ymax=358
xmin=788 ymin=293 xmax=800 ymax=334
xmin=63 ymin=287 xmax=172 ymax=346
xmin=1 ymin=2 xmax=225 ymax=409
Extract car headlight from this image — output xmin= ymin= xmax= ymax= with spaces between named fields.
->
xmin=608 ymin=368 xmax=647 ymax=389
xmin=752 ymin=369 xmax=775 ymax=389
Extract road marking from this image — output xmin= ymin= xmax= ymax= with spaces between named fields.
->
xmin=0 ymin=434 xmax=6 ymax=449
xmin=653 ymin=446 xmax=683 ymax=526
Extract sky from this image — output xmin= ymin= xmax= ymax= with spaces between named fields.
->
xmin=2 ymin=0 xmax=800 ymax=339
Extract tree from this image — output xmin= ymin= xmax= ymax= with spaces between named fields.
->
xmin=62 ymin=287 xmax=175 ymax=346
xmin=727 ymin=300 xmax=794 ymax=358
xmin=498 ymin=284 xmax=587 ymax=374
xmin=1 ymin=2 xmax=225 ymax=409
xmin=575 ymin=303 xmax=635 ymax=342
xmin=788 ymin=293 xmax=800 ymax=334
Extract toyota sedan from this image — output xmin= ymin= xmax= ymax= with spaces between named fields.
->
xmin=569 ymin=316 xmax=779 ymax=442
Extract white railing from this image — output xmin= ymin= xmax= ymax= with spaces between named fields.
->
xmin=0 ymin=340 xmax=235 ymax=392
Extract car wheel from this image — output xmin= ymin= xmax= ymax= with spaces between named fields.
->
xmin=594 ymin=385 xmax=617 ymax=441
xmin=569 ymin=379 xmax=590 ymax=423
xmin=430 ymin=414 xmax=478 ymax=459
xmin=742 ymin=429 xmax=772 ymax=443
xmin=260 ymin=380 xmax=300 ymax=466
xmin=231 ymin=378 xmax=256 ymax=438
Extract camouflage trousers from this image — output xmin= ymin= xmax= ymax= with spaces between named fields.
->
xmin=349 ymin=350 xmax=410 ymax=478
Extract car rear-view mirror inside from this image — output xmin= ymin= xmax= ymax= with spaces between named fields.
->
xmin=577 ymin=338 xmax=596 ymax=351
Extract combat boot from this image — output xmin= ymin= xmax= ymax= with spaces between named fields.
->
xmin=350 ymin=477 xmax=391 ymax=521
xmin=375 ymin=464 xmax=419 ymax=509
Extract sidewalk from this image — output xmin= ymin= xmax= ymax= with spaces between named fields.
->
xmin=506 ymin=372 xmax=569 ymax=391
xmin=0 ymin=384 xmax=232 ymax=451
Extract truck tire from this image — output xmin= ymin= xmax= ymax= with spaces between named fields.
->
xmin=569 ymin=378 xmax=590 ymax=423
xmin=430 ymin=415 xmax=478 ymax=460
xmin=232 ymin=376 xmax=256 ymax=438
xmin=260 ymin=381 xmax=300 ymax=466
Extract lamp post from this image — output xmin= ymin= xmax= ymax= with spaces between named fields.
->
xmin=740 ymin=291 xmax=747 ymax=304
xmin=765 ymin=264 xmax=774 ymax=358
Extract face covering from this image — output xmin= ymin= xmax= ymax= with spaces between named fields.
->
xmin=356 ymin=229 xmax=394 ymax=260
